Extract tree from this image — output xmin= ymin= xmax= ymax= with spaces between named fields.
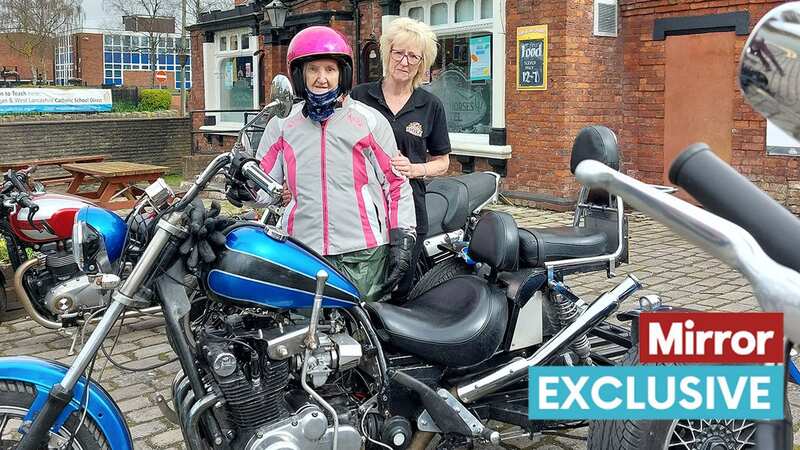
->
xmin=104 ymin=0 xmax=180 ymax=87
xmin=0 ymin=0 xmax=82 ymax=84
xmin=187 ymin=0 xmax=234 ymax=26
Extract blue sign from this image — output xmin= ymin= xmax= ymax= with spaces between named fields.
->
xmin=0 ymin=88 xmax=112 ymax=114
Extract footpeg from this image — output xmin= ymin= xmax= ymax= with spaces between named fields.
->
xmin=154 ymin=393 xmax=180 ymax=424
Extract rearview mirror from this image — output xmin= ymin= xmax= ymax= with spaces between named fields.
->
xmin=268 ymin=74 xmax=293 ymax=119
xmin=740 ymin=2 xmax=800 ymax=140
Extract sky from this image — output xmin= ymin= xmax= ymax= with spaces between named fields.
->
xmin=80 ymin=0 xmax=120 ymax=30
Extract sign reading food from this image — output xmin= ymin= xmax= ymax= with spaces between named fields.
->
xmin=517 ymin=25 xmax=548 ymax=90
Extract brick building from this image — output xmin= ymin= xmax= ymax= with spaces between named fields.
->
xmin=0 ymin=33 xmax=55 ymax=82
xmin=53 ymin=20 xmax=192 ymax=89
xmin=187 ymin=0 xmax=799 ymax=210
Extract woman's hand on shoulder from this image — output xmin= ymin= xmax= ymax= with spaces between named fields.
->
xmin=391 ymin=154 xmax=413 ymax=178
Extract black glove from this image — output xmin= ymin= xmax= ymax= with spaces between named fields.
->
xmin=385 ymin=228 xmax=416 ymax=292
xmin=180 ymin=199 xmax=237 ymax=273
xmin=225 ymin=179 xmax=256 ymax=208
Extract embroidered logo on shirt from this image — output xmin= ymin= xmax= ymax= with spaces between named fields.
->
xmin=406 ymin=122 xmax=423 ymax=137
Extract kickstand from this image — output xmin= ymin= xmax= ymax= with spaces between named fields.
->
xmin=66 ymin=328 xmax=80 ymax=356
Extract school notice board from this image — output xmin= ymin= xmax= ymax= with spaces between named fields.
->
xmin=517 ymin=25 xmax=547 ymax=91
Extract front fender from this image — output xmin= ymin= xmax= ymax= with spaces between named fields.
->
xmin=0 ymin=356 xmax=133 ymax=450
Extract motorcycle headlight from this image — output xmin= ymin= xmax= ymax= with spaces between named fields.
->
xmin=72 ymin=221 xmax=103 ymax=273
xmin=72 ymin=206 xmax=127 ymax=274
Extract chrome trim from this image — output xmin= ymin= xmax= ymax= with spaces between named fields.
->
xmin=114 ymin=213 xmax=183 ymax=304
xmin=574 ymin=159 xmax=800 ymax=343
xmin=13 ymin=257 xmax=61 ymax=329
xmin=456 ymin=275 xmax=641 ymax=403
xmin=544 ymin=194 xmax=624 ymax=272
xmin=62 ymin=300 xmax=126 ymax=390
xmin=187 ymin=393 xmax=218 ymax=449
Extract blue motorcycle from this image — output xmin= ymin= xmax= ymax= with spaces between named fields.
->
xmin=2 ymin=76 xmax=655 ymax=450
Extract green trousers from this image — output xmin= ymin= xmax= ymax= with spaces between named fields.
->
xmin=325 ymin=245 xmax=389 ymax=302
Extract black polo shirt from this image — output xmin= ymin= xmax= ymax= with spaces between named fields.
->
xmin=350 ymin=80 xmax=451 ymax=235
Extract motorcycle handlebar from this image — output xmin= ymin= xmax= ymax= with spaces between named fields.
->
xmin=6 ymin=169 xmax=28 ymax=194
xmin=669 ymin=144 xmax=800 ymax=274
xmin=17 ymin=194 xmax=39 ymax=228
xmin=574 ymin=158 xmax=800 ymax=344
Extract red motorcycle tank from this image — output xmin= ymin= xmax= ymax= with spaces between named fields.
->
xmin=9 ymin=193 xmax=93 ymax=243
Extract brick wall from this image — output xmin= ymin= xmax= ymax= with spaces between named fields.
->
xmin=124 ymin=70 xmax=176 ymax=88
xmin=619 ymin=0 xmax=800 ymax=212
xmin=503 ymin=0 xmax=573 ymax=202
xmin=0 ymin=116 xmax=191 ymax=174
xmin=499 ymin=0 xmax=624 ymax=205
xmin=0 ymin=33 xmax=55 ymax=81
xmin=75 ymin=33 xmax=103 ymax=86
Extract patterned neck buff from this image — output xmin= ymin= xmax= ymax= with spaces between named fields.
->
xmin=305 ymin=87 xmax=341 ymax=123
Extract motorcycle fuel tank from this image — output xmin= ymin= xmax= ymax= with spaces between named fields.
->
xmin=207 ymin=225 xmax=361 ymax=309
xmin=10 ymin=193 xmax=93 ymax=243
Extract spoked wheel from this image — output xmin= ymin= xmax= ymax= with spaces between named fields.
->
xmin=588 ymin=346 xmax=789 ymax=450
xmin=662 ymin=419 xmax=757 ymax=450
xmin=0 ymin=380 xmax=109 ymax=450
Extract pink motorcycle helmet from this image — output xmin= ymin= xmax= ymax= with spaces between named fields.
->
xmin=287 ymin=26 xmax=354 ymax=98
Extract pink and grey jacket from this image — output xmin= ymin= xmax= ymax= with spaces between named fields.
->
xmin=256 ymin=97 xmax=416 ymax=256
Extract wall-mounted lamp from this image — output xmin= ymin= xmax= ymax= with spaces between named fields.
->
xmin=264 ymin=0 xmax=289 ymax=29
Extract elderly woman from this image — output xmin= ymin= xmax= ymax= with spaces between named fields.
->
xmin=351 ymin=17 xmax=451 ymax=300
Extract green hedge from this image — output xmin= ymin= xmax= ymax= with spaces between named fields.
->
xmin=138 ymin=89 xmax=171 ymax=111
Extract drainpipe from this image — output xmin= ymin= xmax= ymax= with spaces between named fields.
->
xmin=351 ymin=0 xmax=360 ymax=83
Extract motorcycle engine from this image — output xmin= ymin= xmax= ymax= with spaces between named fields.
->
xmin=28 ymin=242 xmax=107 ymax=317
xmin=194 ymin=305 xmax=364 ymax=450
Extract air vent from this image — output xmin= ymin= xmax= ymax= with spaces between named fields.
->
xmin=594 ymin=0 xmax=618 ymax=37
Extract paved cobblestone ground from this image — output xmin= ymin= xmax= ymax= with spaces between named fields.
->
xmin=0 ymin=205 xmax=798 ymax=449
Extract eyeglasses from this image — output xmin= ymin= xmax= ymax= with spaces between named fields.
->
xmin=390 ymin=49 xmax=422 ymax=65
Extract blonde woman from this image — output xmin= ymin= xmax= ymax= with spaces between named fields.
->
xmin=351 ymin=17 xmax=451 ymax=300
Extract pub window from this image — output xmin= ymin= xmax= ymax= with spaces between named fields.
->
xmin=425 ymin=32 xmax=492 ymax=134
xmin=409 ymin=6 xmax=424 ymax=21
xmin=481 ymin=0 xmax=492 ymax=18
xmin=430 ymin=3 xmax=448 ymax=25
xmin=219 ymin=36 xmax=227 ymax=51
xmin=220 ymin=56 xmax=254 ymax=122
xmin=455 ymin=0 xmax=474 ymax=22
xmin=241 ymin=33 xmax=250 ymax=49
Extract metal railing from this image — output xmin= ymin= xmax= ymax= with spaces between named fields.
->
xmin=188 ymin=108 xmax=261 ymax=155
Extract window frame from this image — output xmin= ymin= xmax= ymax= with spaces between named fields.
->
xmin=400 ymin=0 xmax=509 ymax=158
xmin=202 ymin=28 xmax=260 ymax=131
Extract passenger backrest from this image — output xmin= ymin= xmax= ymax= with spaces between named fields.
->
xmin=570 ymin=125 xmax=620 ymax=207
xmin=569 ymin=125 xmax=619 ymax=173
xmin=469 ymin=211 xmax=519 ymax=272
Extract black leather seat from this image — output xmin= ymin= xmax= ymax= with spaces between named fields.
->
xmin=425 ymin=172 xmax=497 ymax=236
xmin=367 ymin=276 xmax=508 ymax=367
xmin=514 ymin=124 xmax=620 ymax=268
xmin=518 ymin=227 xmax=610 ymax=268
xmin=368 ymin=210 xmax=515 ymax=367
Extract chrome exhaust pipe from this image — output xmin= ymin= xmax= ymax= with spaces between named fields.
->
xmin=456 ymin=275 xmax=642 ymax=404
xmin=13 ymin=257 xmax=61 ymax=329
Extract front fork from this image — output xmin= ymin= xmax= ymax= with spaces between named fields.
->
xmin=16 ymin=213 xmax=185 ymax=450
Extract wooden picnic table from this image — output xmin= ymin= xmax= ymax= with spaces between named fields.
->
xmin=62 ymin=161 xmax=168 ymax=210
xmin=0 ymin=154 xmax=108 ymax=187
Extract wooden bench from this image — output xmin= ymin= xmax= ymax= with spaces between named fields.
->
xmin=62 ymin=161 xmax=168 ymax=210
xmin=0 ymin=154 xmax=108 ymax=187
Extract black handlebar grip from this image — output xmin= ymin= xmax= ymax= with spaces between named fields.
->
xmin=669 ymin=143 xmax=800 ymax=273
xmin=6 ymin=170 xmax=27 ymax=193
